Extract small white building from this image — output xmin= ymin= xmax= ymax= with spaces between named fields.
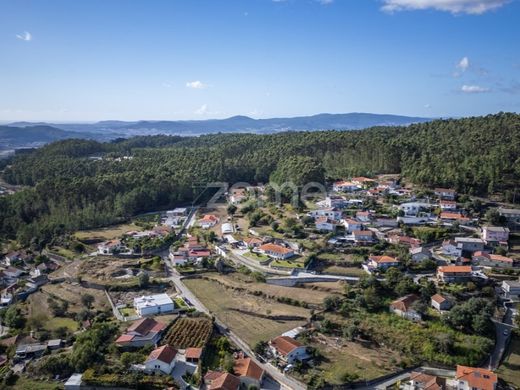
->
xmin=221 ymin=223 xmax=234 ymax=235
xmin=502 ymin=280 xmax=520 ymax=300
xmin=389 ymin=294 xmax=422 ymax=321
xmin=144 ymin=345 xmax=177 ymax=375
xmin=309 ymin=208 xmax=342 ymax=221
xmin=481 ymin=226 xmax=510 ymax=244
xmin=409 ymin=246 xmax=431 ymax=262
xmin=134 ymin=293 xmax=174 ymax=316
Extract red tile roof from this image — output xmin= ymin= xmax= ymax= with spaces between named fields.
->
xmin=127 ymin=317 xmax=165 ymax=336
xmin=146 ymin=345 xmax=177 ymax=364
xmin=270 ymin=336 xmax=302 ymax=356
xmin=186 ymin=347 xmax=203 ymax=359
xmin=438 ymin=265 xmax=472 ymax=274
xmin=390 ymin=294 xmax=419 ymax=312
xmin=258 ymin=243 xmax=292 ymax=255
xmin=234 ymin=357 xmax=264 ymax=381
xmin=431 ymin=294 xmax=447 ymax=304
xmin=455 ymin=366 xmax=497 ymax=390
xmin=208 ymin=372 xmax=240 ymax=390
xmin=370 ymin=255 xmax=399 ymax=264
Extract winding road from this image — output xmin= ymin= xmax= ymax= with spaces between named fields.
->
xmin=164 ymin=261 xmax=306 ymax=390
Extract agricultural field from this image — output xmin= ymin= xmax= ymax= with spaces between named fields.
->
xmin=183 ymin=277 xmax=311 ymax=346
xmin=163 ymin=317 xmax=213 ymax=348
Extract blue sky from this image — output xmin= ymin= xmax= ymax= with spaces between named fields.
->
xmin=0 ymin=0 xmax=519 ymax=122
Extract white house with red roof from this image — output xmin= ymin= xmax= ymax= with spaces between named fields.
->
xmin=333 ymin=180 xmax=361 ymax=192
xmin=204 ymin=371 xmax=241 ymax=390
xmin=269 ymin=336 xmax=309 ymax=364
xmin=472 ymin=251 xmax=517 ymax=268
xmin=356 ymin=211 xmax=371 ymax=222
xmin=198 ymin=214 xmax=220 ymax=229
xmin=233 ymin=355 xmax=265 ymax=388
xmin=257 ymin=243 xmax=294 ymax=260
xmin=365 ymin=255 xmax=400 ymax=272
xmin=351 ymin=230 xmax=375 ymax=244
xmin=97 ymin=239 xmax=124 ymax=255
xmin=315 ymin=216 xmax=339 ymax=232
xmin=454 ymin=365 xmax=497 ymax=390
xmin=437 ymin=265 xmax=473 ymax=283
xmin=115 ymin=317 xmax=166 ymax=348
xmin=431 ymin=294 xmax=452 ymax=312
xmin=343 ymin=218 xmax=364 ymax=233
xmin=144 ymin=345 xmax=177 ymax=374
xmin=390 ymin=294 xmax=422 ymax=321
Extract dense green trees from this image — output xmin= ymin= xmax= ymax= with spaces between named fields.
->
xmin=1 ymin=113 xmax=519 ymax=245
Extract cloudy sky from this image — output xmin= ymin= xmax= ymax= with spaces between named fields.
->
xmin=0 ymin=0 xmax=519 ymax=122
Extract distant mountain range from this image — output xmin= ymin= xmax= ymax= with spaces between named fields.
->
xmin=2 ymin=112 xmax=432 ymax=150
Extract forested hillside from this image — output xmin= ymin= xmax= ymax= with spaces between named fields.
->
xmin=1 ymin=113 xmax=519 ymax=246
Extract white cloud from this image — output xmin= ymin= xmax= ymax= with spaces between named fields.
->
xmin=317 ymin=0 xmax=334 ymax=4
xmin=186 ymin=80 xmax=208 ymax=89
xmin=461 ymin=84 xmax=490 ymax=93
xmin=16 ymin=31 xmax=32 ymax=41
xmin=457 ymin=56 xmax=470 ymax=72
xmin=381 ymin=0 xmax=509 ymax=15
xmin=424 ymin=104 xmax=431 ymax=109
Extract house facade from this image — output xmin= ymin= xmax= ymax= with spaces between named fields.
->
xmin=481 ymin=226 xmax=510 ymax=244
xmin=269 ymin=336 xmax=309 ymax=364
xmin=437 ymin=266 xmax=472 ymax=283
xmin=134 ymin=293 xmax=174 ymax=316
xmin=455 ymin=365 xmax=497 ymax=390
xmin=431 ymin=294 xmax=451 ymax=311
xmin=389 ymin=294 xmax=422 ymax=321
xmin=115 ymin=317 xmax=166 ymax=348
xmin=144 ymin=345 xmax=177 ymax=375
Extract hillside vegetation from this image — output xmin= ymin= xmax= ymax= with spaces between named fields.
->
xmin=0 ymin=112 xmax=519 ymax=246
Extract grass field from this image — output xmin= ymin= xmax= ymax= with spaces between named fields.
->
xmin=12 ymin=377 xmax=63 ymax=390
xmin=271 ymin=259 xmax=305 ymax=269
xmin=497 ymin=335 xmax=520 ymax=388
xmin=183 ymin=278 xmax=311 ymax=346
xmin=202 ymin=272 xmax=333 ymax=306
xmin=321 ymin=265 xmax=366 ymax=277
xmin=308 ymin=335 xmax=399 ymax=384
xmin=45 ymin=317 xmax=79 ymax=331
xmin=75 ymin=223 xmax=143 ymax=242
xmin=243 ymin=251 xmax=270 ymax=262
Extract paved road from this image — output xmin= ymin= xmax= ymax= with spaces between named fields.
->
xmin=487 ymin=308 xmax=514 ymax=370
xmin=164 ymin=262 xmax=306 ymax=390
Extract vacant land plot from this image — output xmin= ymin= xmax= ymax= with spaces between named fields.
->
xmin=41 ymin=282 xmax=110 ymax=313
xmin=321 ymin=265 xmax=366 ymax=277
xmin=184 ymin=278 xmax=311 ymax=346
xmin=202 ymin=272 xmax=332 ymax=306
xmin=163 ymin=317 xmax=212 ymax=348
xmin=75 ymin=223 xmax=144 ymax=243
xmin=497 ymin=335 xmax=520 ymax=388
xmin=26 ymin=286 xmax=107 ymax=332
xmin=308 ymin=334 xmax=400 ymax=384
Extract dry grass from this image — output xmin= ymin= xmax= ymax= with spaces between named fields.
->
xmin=183 ymin=277 xmax=311 ymax=346
xmin=74 ymin=223 xmax=144 ymax=242
xmin=308 ymin=333 xmax=401 ymax=384
xmin=203 ymin=272 xmax=332 ymax=306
